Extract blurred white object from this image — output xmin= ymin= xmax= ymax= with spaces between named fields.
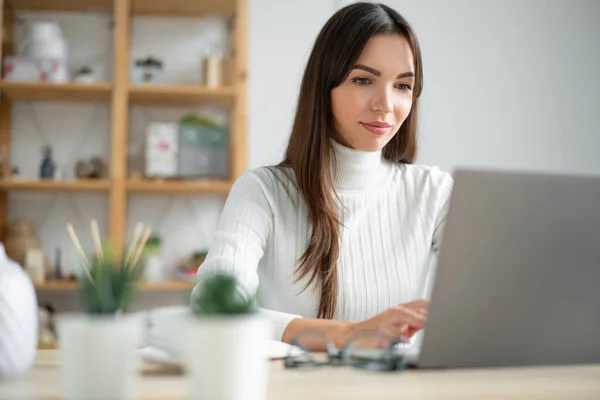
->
xmin=57 ymin=314 xmax=141 ymax=400
xmin=4 ymin=57 xmax=70 ymax=83
xmin=144 ymin=255 xmax=163 ymax=282
xmin=145 ymin=123 xmax=179 ymax=178
xmin=183 ymin=315 xmax=271 ymax=400
xmin=21 ymin=21 xmax=68 ymax=60
xmin=26 ymin=21 xmax=62 ymax=44
xmin=146 ymin=306 xmax=188 ymax=357
xmin=140 ymin=306 xmax=303 ymax=367
xmin=27 ymin=37 xmax=68 ymax=60
xmin=9 ymin=21 xmax=70 ymax=83
xmin=0 ymin=243 xmax=38 ymax=381
xmin=51 ymin=62 xmax=70 ymax=83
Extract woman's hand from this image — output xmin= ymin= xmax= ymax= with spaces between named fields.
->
xmin=343 ymin=299 xmax=429 ymax=347
xmin=281 ymin=299 xmax=429 ymax=351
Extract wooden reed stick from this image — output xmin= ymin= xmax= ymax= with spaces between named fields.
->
xmin=66 ymin=223 xmax=94 ymax=283
xmin=90 ymin=219 xmax=103 ymax=262
xmin=130 ymin=226 xmax=152 ymax=269
xmin=125 ymin=222 xmax=144 ymax=265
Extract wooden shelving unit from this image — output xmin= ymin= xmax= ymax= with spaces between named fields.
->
xmin=9 ymin=0 xmax=236 ymax=16
xmin=8 ymin=0 xmax=113 ymax=13
xmin=131 ymin=0 xmax=236 ymax=17
xmin=0 ymin=81 xmax=112 ymax=102
xmin=128 ymin=179 xmax=233 ymax=194
xmin=0 ymin=0 xmax=248 ymax=257
xmin=129 ymin=84 xmax=235 ymax=107
xmin=34 ymin=280 xmax=195 ymax=291
xmin=0 ymin=179 xmax=111 ymax=192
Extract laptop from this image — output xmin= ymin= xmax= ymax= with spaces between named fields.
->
xmin=403 ymin=168 xmax=600 ymax=369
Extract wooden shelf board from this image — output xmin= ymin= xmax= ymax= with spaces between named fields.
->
xmin=9 ymin=0 xmax=113 ymax=12
xmin=127 ymin=179 xmax=233 ymax=194
xmin=0 ymin=81 xmax=112 ymax=102
xmin=129 ymin=84 xmax=234 ymax=107
xmin=34 ymin=280 xmax=196 ymax=291
xmin=0 ymin=179 xmax=111 ymax=192
xmin=9 ymin=0 xmax=234 ymax=16
xmin=131 ymin=0 xmax=235 ymax=16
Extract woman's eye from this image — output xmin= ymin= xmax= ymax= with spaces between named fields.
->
xmin=395 ymin=83 xmax=413 ymax=91
xmin=351 ymin=77 xmax=371 ymax=85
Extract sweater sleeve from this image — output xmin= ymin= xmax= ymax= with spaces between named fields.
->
xmin=0 ymin=244 xmax=38 ymax=381
xmin=191 ymin=170 xmax=301 ymax=340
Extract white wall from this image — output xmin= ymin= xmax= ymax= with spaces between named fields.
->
xmin=248 ymin=0 xmax=338 ymax=167
xmin=249 ymin=0 xmax=600 ymax=175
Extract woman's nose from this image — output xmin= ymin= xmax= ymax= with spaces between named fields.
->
xmin=371 ymin=87 xmax=393 ymax=113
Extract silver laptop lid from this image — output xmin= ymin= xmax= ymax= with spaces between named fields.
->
xmin=418 ymin=169 xmax=600 ymax=369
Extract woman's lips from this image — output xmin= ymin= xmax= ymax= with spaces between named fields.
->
xmin=360 ymin=122 xmax=391 ymax=135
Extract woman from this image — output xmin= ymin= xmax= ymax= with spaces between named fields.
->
xmin=192 ymin=2 xmax=453 ymax=350
xmin=0 ymin=243 xmax=38 ymax=380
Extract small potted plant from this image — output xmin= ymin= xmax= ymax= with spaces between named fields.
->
xmin=184 ymin=273 xmax=271 ymax=400
xmin=73 ymin=65 xmax=97 ymax=83
xmin=57 ymin=220 xmax=151 ymax=400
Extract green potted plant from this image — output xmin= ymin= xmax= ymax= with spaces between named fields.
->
xmin=142 ymin=235 xmax=163 ymax=282
xmin=73 ymin=65 xmax=97 ymax=84
xmin=184 ymin=273 xmax=270 ymax=400
xmin=57 ymin=220 xmax=151 ymax=400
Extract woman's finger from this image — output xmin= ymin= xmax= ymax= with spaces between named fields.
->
xmin=403 ymin=299 xmax=430 ymax=310
xmin=390 ymin=306 xmax=426 ymax=328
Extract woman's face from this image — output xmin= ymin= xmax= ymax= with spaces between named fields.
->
xmin=331 ymin=34 xmax=415 ymax=152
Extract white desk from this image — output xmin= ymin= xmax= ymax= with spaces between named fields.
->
xmin=1 ymin=350 xmax=600 ymax=399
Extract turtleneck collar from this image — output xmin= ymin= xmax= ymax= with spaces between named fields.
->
xmin=330 ymin=139 xmax=392 ymax=192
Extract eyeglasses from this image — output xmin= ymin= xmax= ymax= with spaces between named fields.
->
xmin=284 ymin=330 xmax=411 ymax=372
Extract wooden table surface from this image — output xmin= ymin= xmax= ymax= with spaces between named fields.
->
xmin=1 ymin=350 xmax=600 ymax=399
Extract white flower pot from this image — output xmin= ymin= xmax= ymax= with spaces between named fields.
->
xmin=183 ymin=315 xmax=271 ymax=400
xmin=56 ymin=314 xmax=141 ymax=400
xmin=73 ymin=73 xmax=97 ymax=84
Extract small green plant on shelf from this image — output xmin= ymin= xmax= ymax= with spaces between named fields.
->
xmin=66 ymin=220 xmax=152 ymax=314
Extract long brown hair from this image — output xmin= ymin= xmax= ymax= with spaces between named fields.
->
xmin=279 ymin=2 xmax=424 ymax=319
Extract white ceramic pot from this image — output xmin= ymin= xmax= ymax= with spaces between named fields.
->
xmin=183 ymin=315 xmax=271 ymax=400
xmin=56 ymin=314 xmax=141 ymax=400
xmin=148 ymin=306 xmax=189 ymax=357
xmin=73 ymin=73 xmax=97 ymax=84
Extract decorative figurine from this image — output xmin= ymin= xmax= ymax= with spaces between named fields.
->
xmin=39 ymin=145 xmax=56 ymax=179
xmin=75 ymin=156 xmax=106 ymax=179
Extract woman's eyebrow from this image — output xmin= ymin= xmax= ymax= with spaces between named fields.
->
xmin=353 ymin=64 xmax=415 ymax=79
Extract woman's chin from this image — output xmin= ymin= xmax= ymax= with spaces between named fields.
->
xmin=353 ymin=136 xmax=392 ymax=153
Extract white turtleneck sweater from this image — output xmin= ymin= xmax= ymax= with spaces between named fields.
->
xmin=193 ymin=141 xmax=453 ymax=341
